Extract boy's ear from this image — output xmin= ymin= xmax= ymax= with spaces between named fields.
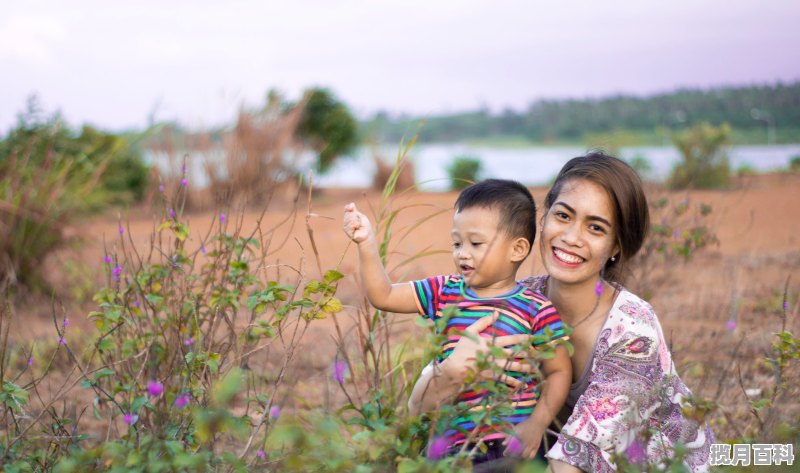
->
xmin=510 ymin=237 xmax=530 ymax=262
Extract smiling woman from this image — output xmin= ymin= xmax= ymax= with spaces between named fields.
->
xmin=410 ymin=152 xmax=714 ymax=472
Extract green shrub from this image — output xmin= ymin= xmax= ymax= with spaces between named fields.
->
xmin=668 ymin=123 xmax=731 ymax=189
xmin=789 ymin=155 xmax=800 ymax=172
xmin=447 ymin=156 xmax=482 ymax=190
xmin=626 ymin=154 xmax=653 ymax=180
xmin=736 ymin=162 xmax=758 ymax=177
xmin=0 ymin=105 xmax=150 ymax=291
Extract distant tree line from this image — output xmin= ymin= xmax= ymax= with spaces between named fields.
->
xmin=362 ymin=82 xmax=800 ymax=143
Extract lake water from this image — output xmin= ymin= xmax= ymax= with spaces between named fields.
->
xmin=146 ymin=143 xmax=800 ymax=191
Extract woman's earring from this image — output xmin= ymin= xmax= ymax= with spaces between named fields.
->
xmin=595 ymin=265 xmax=606 ymax=296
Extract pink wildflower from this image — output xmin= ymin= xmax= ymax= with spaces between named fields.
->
xmin=112 ymin=264 xmax=123 ymax=282
xmin=123 ymin=412 xmax=138 ymax=425
xmin=147 ymin=380 xmax=164 ymax=397
xmin=331 ymin=360 xmax=348 ymax=384
xmin=269 ymin=405 xmax=281 ymax=419
xmin=427 ymin=436 xmax=449 ymax=459
xmin=174 ymin=392 xmax=190 ymax=408
xmin=625 ymin=440 xmax=646 ymax=464
xmin=505 ymin=436 xmax=523 ymax=455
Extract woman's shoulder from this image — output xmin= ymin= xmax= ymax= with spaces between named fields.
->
xmin=612 ymin=286 xmax=660 ymax=326
xmin=518 ymin=275 xmax=547 ymax=292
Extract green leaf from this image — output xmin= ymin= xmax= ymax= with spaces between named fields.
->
xmin=93 ymin=368 xmax=116 ymax=381
xmin=213 ymin=368 xmax=244 ymax=406
xmin=323 ymin=269 xmax=345 ymax=283
xmin=322 ymin=297 xmax=343 ymax=314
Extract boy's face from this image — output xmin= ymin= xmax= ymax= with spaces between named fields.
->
xmin=451 ymin=206 xmax=519 ymax=292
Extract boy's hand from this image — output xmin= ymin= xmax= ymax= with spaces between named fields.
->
xmin=343 ymin=203 xmax=373 ymax=243
xmin=503 ymin=418 xmax=544 ymax=459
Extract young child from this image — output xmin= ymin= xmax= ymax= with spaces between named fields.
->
xmin=342 ymin=179 xmax=571 ymax=461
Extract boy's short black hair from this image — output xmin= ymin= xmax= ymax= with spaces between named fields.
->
xmin=455 ymin=179 xmax=537 ymax=249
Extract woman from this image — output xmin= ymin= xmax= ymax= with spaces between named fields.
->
xmin=409 ymin=153 xmax=713 ymax=472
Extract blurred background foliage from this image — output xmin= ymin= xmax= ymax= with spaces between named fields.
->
xmin=362 ymin=82 xmax=800 ymax=145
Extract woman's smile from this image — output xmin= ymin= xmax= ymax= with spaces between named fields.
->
xmin=552 ymin=247 xmax=585 ymax=266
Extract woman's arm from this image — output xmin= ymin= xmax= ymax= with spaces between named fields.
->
xmin=504 ymin=344 xmax=571 ymax=458
xmin=407 ymin=314 xmax=534 ymax=415
xmin=548 ymin=460 xmax=584 ymax=473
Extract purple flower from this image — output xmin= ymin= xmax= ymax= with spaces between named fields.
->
xmin=219 ymin=213 xmax=226 ymax=225
xmin=595 ymin=280 xmax=604 ymax=296
xmin=625 ymin=439 xmax=646 ymax=464
xmin=174 ymin=392 xmax=190 ymax=409
xmin=118 ymin=226 xmax=124 ymax=236
xmin=103 ymin=254 xmax=112 ymax=264
xmin=427 ymin=436 xmax=449 ymax=459
xmin=181 ymin=164 xmax=187 ymax=173
xmin=147 ymin=380 xmax=164 ymax=397
xmin=27 ymin=356 xmax=33 ymax=367
xmin=123 ymin=412 xmax=138 ymax=425
xmin=784 ymin=301 xmax=790 ymax=312
xmin=200 ymin=244 xmax=207 ymax=255
xmin=184 ymin=337 xmax=194 ymax=346
xmin=57 ymin=337 xmax=67 ymax=345
xmin=269 ymin=405 xmax=281 ymax=419
xmin=331 ymin=360 xmax=348 ymax=384
xmin=505 ymin=436 xmax=523 ymax=456
xmin=133 ymin=297 xmax=140 ymax=307
xmin=726 ymin=320 xmax=737 ymax=331
xmin=169 ymin=208 xmax=176 ymax=220
xmin=63 ymin=318 xmax=70 ymax=329
xmin=159 ymin=184 xmax=165 ymax=193
xmin=257 ymin=450 xmax=266 ymax=459
xmin=180 ymin=178 xmax=188 ymax=187
xmin=112 ymin=264 xmax=123 ymax=282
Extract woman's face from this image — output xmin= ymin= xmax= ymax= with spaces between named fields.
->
xmin=540 ymin=178 xmax=619 ymax=286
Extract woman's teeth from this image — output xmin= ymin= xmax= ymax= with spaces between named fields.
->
xmin=554 ymin=248 xmax=583 ymax=264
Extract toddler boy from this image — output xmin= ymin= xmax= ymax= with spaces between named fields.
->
xmin=343 ymin=179 xmax=571 ymax=460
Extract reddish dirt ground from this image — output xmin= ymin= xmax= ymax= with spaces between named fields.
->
xmin=10 ymin=171 xmax=800 ymax=440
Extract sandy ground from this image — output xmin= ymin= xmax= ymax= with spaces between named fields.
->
xmin=11 ymin=171 xmax=800 ymax=440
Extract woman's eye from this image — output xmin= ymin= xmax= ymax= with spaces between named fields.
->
xmin=589 ymin=224 xmax=606 ymax=234
xmin=471 ymin=241 xmax=483 ymax=246
xmin=555 ymin=211 xmax=569 ymax=221
xmin=452 ymin=242 xmax=461 ymax=249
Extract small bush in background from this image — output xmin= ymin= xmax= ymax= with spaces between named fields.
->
xmin=789 ymin=155 xmax=800 ymax=172
xmin=626 ymin=154 xmax=653 ymax=180
xmin=447 ymin=155 xmax=482 ymax=190
xmin=668 ymin=122 xmax=731 ymax=189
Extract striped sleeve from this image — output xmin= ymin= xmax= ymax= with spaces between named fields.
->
xmin=411 ymin=275 xmax=446 ymax=320
xmin=530 ymin=294 xmax=566 ymax=346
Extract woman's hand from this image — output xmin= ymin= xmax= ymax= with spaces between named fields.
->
xmin=440 ymin=312 xmax=535 ymax=388
xmin=408 ymin=313 xmax=537 ymax=415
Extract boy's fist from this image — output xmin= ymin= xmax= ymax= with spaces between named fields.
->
xmin=343 ymin=203 xmax=373 ymax=243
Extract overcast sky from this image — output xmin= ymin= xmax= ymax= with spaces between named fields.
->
xmin=2 ymin=0 xmax=799 ymax=131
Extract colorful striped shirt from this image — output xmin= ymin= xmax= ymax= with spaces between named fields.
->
xmin=411 ymin=274 xmax=565 ymax=446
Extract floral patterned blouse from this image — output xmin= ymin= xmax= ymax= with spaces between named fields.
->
xmin=521 ymin=276 xmax=713 ymax=472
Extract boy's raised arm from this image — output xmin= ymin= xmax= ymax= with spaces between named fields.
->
xmin=343 ymin=203 xmax=419 ymax=313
